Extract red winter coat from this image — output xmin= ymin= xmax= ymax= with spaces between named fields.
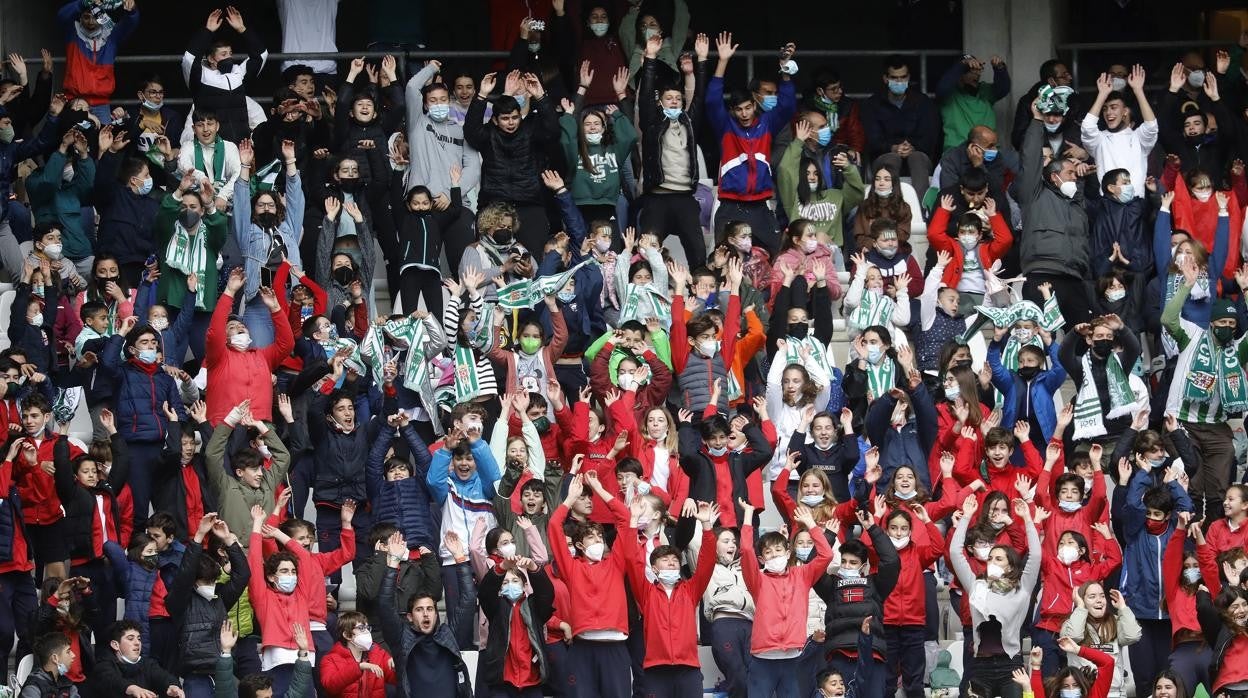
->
xmin=617 ymin=528 xmax=717 ymax=668
xmin=545 ymin=501 xmax=630 ymax=637
xmin=740 ymin=522 xmax=833 ymax=656
xmin=319 ymin=642 xmax=397 ymax=698
xmin=1036 ymin=537 xmax=1122 ymax=632
xmin=927 ymin=207 xmax=1014 ymax=289
xmin=871 ymin=520 xmax=944 ymax=626
xmin=204 ymin=292 xmax=295 ymax=425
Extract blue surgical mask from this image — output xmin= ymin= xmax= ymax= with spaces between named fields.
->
xmin=427 ymin=104 xmax=451 ymax=122
xmin=866 ymin=345 xmax=883 ymax=365
xmin=138 ymin=176 xmax=153 ymax=195
xmin=794 ymin=545 xmax=814 ymax=561
xmin=589 ymin=22 xmax=609 ymax=37
xmin=1183 ymin=567 xmax=1202 ymax=584
xmin=895 ymin=490 xmax=918 ymax=500
xmin=1044 ymin=121 xmax=1062 ymax=133
xmin=514 ymin=94 xmax=527 ymax=109
xmin=643 ymin=27 xmax=660 ymax=41
xmin=1148 ymin=457 xmax=1166 ymax=469
xmin=1059 ymin=690 xmax=1081 ymax=698
xmin=656 ymin=569 xmax=681 ymax=586
xmin=944 ymin=386 xmax=961 ymax=401
xmin=982 ymin=148 xmax=998 ymax=162
xmin=1117 ymin=184 xmax=1134 ymax=203
xmin=888 ymin=79 xmax=908 ymax=96
xmin=501 ymin=582 xmax=524 ymax=601
xmin=137 ymin=349 xmax=158 ymax=364
xmin=556 ymin=290 xmax=576 ymax=303
xmin=275 ymin=575 xmax=297 ymax=593
xmin=800 ymin=494 xmax=824 ymax=507
xmin=1059 ymin=500 xmax=1081 ymax=512
xmin=760 ymin=95 xmax=778 ymax=111
xmin=816 ymin=126 xmax=832 ymax=146
xmin=585 ymin=132 xmax=603 ymax=145
xmin=707 ymin=445 xmax=728 ymax=457
xmin=662 ymin=107 xmax=682 ymax=121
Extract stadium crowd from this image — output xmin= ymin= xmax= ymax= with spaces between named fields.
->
xmin=0 ymin=1 xmax=1244 ymax=697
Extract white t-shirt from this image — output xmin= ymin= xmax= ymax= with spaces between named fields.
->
xmin=277 ymin=0 xmax=340 ymax=75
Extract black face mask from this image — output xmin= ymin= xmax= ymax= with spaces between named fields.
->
xmin=95 ymin=276 xmax=117 ymax=293
xmin=955 ymin=359 xmax=973 ymax=369
xmin=492 ymin=229 xmax=514 ymax=246
xmin=1213 ymin=325 xmax=1235 ymax=344
xmin=1092 ymin=339 xmax=1114 ymax=357
xmin=178 ymin=209 xmax=202 ymax=231
xmin=788 ymin=322 xmax=809 ymax=339
xmin=338 ymin=178 xmax=362 ymax=194
xmin=332 ymin=267 xmax=356 ymax=285
xmin=214 ymin=56 xmax=243 ymax=73
xmin=1016 ymin=366 xmax=1040 ymax=381
xmin=255 ymin=212 xmax=280 ymax=229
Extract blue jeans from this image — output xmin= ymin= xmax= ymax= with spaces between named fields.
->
xmin=182 ymin=674 xmax=213 ymax=698
xmin=746 ymin=655 xmax=798 ymax=698
xmin=241 ymin=297 xmax=276 ymax=348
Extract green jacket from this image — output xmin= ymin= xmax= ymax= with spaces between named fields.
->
xmin=560 ymin=110 xmax=638 ymax=207
xmin=155 ymin=193 xmax=229 ymax=309
xmin=204 ymin=423 xmax=291 ymax=543
xmin=939 ymin=83 xmax=1003 ymax=151
xmin=776 ymin=140 xmax=865 ymax=246
xmin=27 ymin=151 xmax=95 ymax=260
xmin=584 ymin=327 xmax=672 ymax=386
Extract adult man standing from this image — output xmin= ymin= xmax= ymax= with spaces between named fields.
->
xmin=1019 ymin=98 xmax=1092 ymax=329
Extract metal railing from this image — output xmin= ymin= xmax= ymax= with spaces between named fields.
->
xmin=24 ymin=47 xmax=963 ymax=107
xmin=1056 ymin=39 xmax=1231 ymax=93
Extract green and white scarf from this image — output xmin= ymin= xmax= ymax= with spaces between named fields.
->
xmin=453 ymin=344 xmax=481 ymax=403
xmin=619 ymin=282 xmax=672 ymax=327
xmin=193 ymin=136 xmax=226 ymax=188
xmin=496 ymin=259 xmax=593 ymax=311
xmin=363 ymin=318 xmax=426 ymax=390
xmin=849 ymin=290 xmax=893 ymax=333
xmin=865 ymin=359 xmax=896 ymax=401
xmin=783 ymin=335 xmax=833 ymax=379
xmin=1183 ymin=332 xmax=1248 ymax=413
xmin=1162 ymin=272 xmax=1212 ymax=357
xmin=1073 ymin=351 xmax=1137 ymax=439
xmin=250 ymin=158 xmax=282 ymax=196
xmin=164 ymin=219 xmax=212 ymax=311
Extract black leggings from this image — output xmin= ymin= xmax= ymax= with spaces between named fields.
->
xmin=399 ymin=266 xmax=444 ymax=319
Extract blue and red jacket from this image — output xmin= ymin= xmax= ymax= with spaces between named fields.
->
xmin=705 ymin=76 xmax=796 ymax=202
xmin=58 ymin=1 xmax=139 ymax=105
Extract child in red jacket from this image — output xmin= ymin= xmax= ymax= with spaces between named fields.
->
xmin=545 ymin=473 xmax=632 ymax=697
xmin=1207 ymin=484 xmax=1248 ymax=555
xmin=615 ymin=501 xmax=718 ymax=697
xmin=738 ymin=498 xmax=833 ymax=698
xmin=927 ymin=194 xmax=1013 ymax=310
xmin=872 ymin=505 xmax=944 ymax=698
xmin=247 ymin=505 xmax=318 ymax=697
xmin=953 ymin=423 xmax=1043 ymax=496
xmin=1028 ymin=641 xmax=1116 ymax=698
xmin=1033 ymin=522 xmax=1122 ymax=677
xmin=319 ymin=610 xmax=397 ymax=698
xmin=1035 ymin=442 xmax=1108 ymax=559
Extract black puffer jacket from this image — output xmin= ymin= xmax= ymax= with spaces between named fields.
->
xmin=464 ymin=94 xmax=559 ymax=205
xmin=812 ymin=524 xmax=900 ymax=660
xmin=165 ymin=540 xmax=250 ymax=675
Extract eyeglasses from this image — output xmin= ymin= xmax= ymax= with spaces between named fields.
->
xmin=144 ymin=89 xmax=165 ymax=97
xmin=353 ymin=624 xmax=372 ymax=632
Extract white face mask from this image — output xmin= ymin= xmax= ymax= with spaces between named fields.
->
xmin=229 ymin=332 xmax=252 ymax=350
xmin=698 ymin=339 xmax=719 ymax=357
xmin=195 ymin=585 xmax=215 ymax=600
xmin=959 ymin=234 xmax=979 ymax=249
xmin=42 ymin=243 xmax=63 ymax=260
xmin=986 ymin=562 xmax=1006 ymax=579
xmin=890 ymin=535 xmax=910 ymax=550
xmin=498 ymin=542 xmax=517 ymax=558
xmin=1194 ymin=190 xmax=1213 ymax=202
xmin=29 ymin=313 xmax=44 ymax=327
xmin=617 ymin=372 xmax=637 ymax=391
xmin=1059 ymin=180 xmax=1078 ymax=198
xmin=763 ymin=556 xmax=788 ymax=574
xmin=1110 ymin=77 xmax=1127 ymax=92
xmin=150 ymin=317 xmax=169 ymax=331
xmin=352 ymin=630 xmax=374 ymax=651
xmin=875 ymin=187 xmax=893 ymax=198
xmin=1057 ymin=545 xmax=1080 ymax=565
xmin=973 ymin=544 xmax=992 ymax=561
xmin=583 ymin=542 xmax=605 ymax=561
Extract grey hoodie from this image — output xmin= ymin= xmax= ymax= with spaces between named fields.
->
xmin=404 ymin=64 xmax=481 ymax=199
